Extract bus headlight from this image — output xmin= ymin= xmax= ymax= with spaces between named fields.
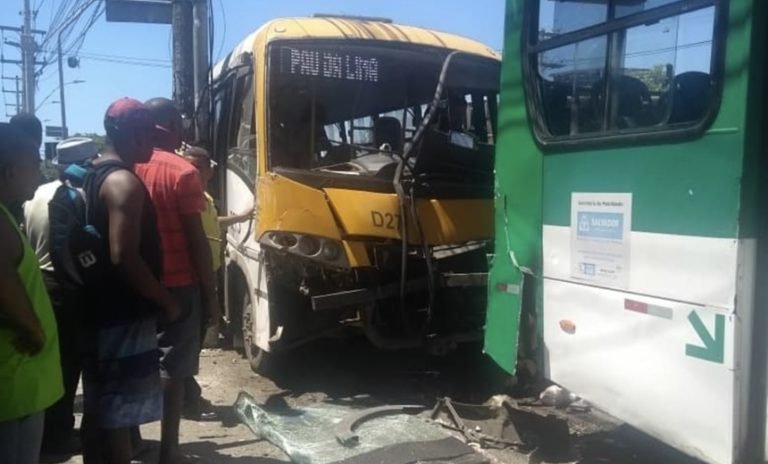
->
xmin=297 ymin=235 xmax=321 ymax=256
xmin=260 ymin=232 xmax=348 ymax=268
xmin=271 ymin=232 xmax=297 ymax=248
xmin=321 ymin=242 xmax=340 ymax=261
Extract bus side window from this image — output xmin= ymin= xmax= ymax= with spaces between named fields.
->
xmin=236 ymin=74 xmax=256 ymax=151
xmin=618 ymin=7 xmax=715 ymax=128
xmin=538 ymin=36 xmax=608 ymax=136
xmin=228 ymin=71 xmax=256 ymax=179
xmin=531 ymin=1 xmax=717 ymax=141
xmin=212 ymin=77 xmax=234 ymax=165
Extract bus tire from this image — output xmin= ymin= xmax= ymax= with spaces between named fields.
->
xmin=241 ymin=289 xmax=269 ymax=374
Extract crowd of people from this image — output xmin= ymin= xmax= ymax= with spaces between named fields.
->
xmin=0 ymin=97 xmax=252 ymax=464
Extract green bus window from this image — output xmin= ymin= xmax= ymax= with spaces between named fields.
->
xmin=617 ymin=7 xmax=715 ymax=128
xmin=530 ymin=0 xmax=718 ymax=142
xmin=538 ymin=36 xmax=608 ymax=136
xmin=538 ymin=0 xmax=608 ymax=38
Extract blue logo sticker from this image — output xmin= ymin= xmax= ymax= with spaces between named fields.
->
xmin=576 ymin=212 xmax=623 ymax=240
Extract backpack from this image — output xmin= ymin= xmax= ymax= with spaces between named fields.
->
xmin=48 ymin=161 xmax=126 ymax=288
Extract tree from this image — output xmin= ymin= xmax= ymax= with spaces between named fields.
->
xmin=627 ymin=64 xmax=671 ymax=93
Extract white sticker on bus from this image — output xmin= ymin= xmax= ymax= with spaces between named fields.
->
xmin=570 ymin=192 xmax=632 ymax=289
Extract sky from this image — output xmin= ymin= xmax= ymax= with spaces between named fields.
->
xmin=0 ymin=0 xmax=506 ymax=138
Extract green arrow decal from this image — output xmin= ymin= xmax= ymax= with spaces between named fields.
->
xmin=686 ymin=311 xmax=725 ymax=364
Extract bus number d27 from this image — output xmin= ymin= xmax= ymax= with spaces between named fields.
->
xmin=371 ymin=211 xmax=400 ymax=230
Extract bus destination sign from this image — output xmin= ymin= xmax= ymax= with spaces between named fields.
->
xmin=280 ymin=46 xmax=380 ymax=83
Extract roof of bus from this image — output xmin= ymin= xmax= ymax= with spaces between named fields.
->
xmin=213 ymin=16 xmax=500 ymax=76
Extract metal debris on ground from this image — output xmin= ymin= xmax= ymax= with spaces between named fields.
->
xmin=429 ymin=397 xmax=576 ymax=463
xmin=234 ymin=391 xmax=488 ymax=464
xmin=335 ymin=404 xmax=426 ymax=447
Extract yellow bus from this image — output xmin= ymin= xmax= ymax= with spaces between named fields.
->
xmin=210 ymin=15 xmax=501 ymax=371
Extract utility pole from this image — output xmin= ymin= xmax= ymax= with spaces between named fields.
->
xmin=192 ymin=0 xmax=209 ymax=141
xmin=172 ymin=0 xmax=195 ymax=140
xmin=0 ymin=27 xmax=46 ymax=113
xmin=21 ymin=0 xmax=36 ymax=113
xmin=2 ymin=76 xmax=22 ymax=115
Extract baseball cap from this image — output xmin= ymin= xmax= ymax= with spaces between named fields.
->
xmin=54 ymin=137 xmax=98 ymax=166
xmin=104 ymin=97 xmax=153 ymax=134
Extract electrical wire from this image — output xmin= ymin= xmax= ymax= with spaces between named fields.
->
xmin=76 ymin=50 xmax=170 ymax=64
xmin=79 ymin=55 xmax=171 ymax=69
xmin=41 ymin=0 xmax=97 ymax=54
xmin=35 ymin=86 xmax=60 ymax=111
xmin=42 ymin=0 xmax=76 ymax=49
xmin=37 ymin=0 xmax=103 ymax=87
xmin=61 ymin=2 xmax=104 ymax=58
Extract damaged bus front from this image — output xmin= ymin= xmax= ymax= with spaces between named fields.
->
xmin=214 ymin=17 xmax=501 ymax=371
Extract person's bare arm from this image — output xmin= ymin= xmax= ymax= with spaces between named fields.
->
xmin=101 ymin=171 xmax=179 ymax=321
xmin=217 ymin=207 xmax=253 ymax=229
xmin=0 ymin=211 xmax=45 ymax=354
xmin=181 ymin=213 xmax=220 ymax=326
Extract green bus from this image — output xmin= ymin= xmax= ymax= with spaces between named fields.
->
xmin=486 ymin=1 xmax=767 ymax=463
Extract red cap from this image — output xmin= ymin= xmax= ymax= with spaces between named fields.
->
xmin=104 ymin=97 xmax=153 ymax=134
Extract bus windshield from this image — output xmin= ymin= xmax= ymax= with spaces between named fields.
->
xmin=267 ymin=40 xmax=500 ymax=181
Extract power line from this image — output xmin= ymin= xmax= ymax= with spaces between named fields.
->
xmin=37 ymin=0 xmax=102 ymax=88
xmin=77 ymin=50 xmax=170 ymax=64
xmin=79 ymin=55 xmax=172 ymax=69
xmin=62 ymin=2 xmax=104 ymax=57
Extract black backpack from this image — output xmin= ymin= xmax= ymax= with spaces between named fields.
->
xmin=48 ymin=161 xmax=126 ymax=288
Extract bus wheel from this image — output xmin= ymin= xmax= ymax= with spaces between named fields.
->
xmin=241 ymin=290 xmax=268 ymax=373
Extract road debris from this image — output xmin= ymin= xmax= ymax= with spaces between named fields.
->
xmin=335 ymin=404 xmax=426 ymax=447
xmin=234 ymin=391 xmax=487 ymax=464
xmin=430 ymin=397 xmax=576 ymax=463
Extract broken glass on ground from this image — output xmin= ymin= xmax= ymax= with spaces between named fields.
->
xmin=234 ymin=392 xmax=487 ymax=464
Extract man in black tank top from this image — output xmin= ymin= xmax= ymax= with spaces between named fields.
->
xmin=80 ymin=98 xmax=180 ymax=464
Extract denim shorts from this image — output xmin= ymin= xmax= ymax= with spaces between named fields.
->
xmin=0 ymin=412 xmax=44 ymax=464
xmin=158 ymin=285 xmax=202 ymax=379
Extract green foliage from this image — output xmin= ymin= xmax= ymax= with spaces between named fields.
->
xmin=626 ymin=64 xmax=671 ymax=93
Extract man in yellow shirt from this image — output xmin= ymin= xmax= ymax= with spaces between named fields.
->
xmin=181 ymin=144 xmax=251 ymax=420
xmin=183 ymin=145 xmax=252 ymax=272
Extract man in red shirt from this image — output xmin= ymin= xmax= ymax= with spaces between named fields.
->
xmin=134 ymin=98 xmax=219 ymax=464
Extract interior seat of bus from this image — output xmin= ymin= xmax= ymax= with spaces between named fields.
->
xmin=540 ymin=70 xmax=712 ymax=136
xmin=595 ymin=75 xmax=653 ymax=129
xmin=666 ymin=71 xmax=711 ymax=124
xmin=373 ymin=116 xmax=403 ymax=152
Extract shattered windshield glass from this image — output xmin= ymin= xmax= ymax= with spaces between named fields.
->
xmin=267 ymin=40 xmax=500 ymax=180
xmin=234 ymin=393 xmax=486 ymax=464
